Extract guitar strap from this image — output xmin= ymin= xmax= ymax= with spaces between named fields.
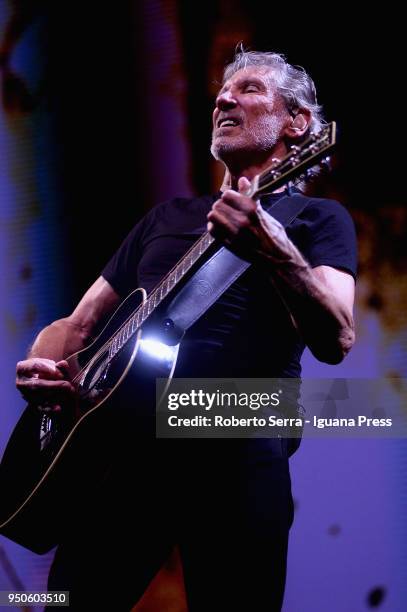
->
xmin=160 ymin=193 xmax=312 ymax=338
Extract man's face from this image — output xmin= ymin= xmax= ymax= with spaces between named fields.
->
xmin=211 ymin=66 xmax=288 ymax=163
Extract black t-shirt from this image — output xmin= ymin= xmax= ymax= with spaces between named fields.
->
xmin=102 ymin=192 xmax=357 ymax=378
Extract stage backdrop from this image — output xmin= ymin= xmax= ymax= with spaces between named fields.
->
xmin=1 ymin=2 xmax=406 ymax=611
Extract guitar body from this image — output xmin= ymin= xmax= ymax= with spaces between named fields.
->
xmin=0 ymin=288 xmax=179 ymax=553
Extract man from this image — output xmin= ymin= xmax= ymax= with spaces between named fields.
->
xmin=16 ymin=50 xmax=356 ymax=610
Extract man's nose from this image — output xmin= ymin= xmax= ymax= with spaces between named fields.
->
xmin=215 ymin=90 xmax=237 ymax=110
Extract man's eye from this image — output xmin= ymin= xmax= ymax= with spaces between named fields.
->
xmin=244 ymin=86 xmax=258 ymax=92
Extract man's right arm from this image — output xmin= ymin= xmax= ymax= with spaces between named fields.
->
xmin=16 ymin=277 xmax=121 ymax=406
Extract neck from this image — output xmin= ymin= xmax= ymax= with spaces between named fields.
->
xmin=219 ymin=142 xmax=288 ymax=192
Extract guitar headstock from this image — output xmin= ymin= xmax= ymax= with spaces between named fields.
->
xmin=248 ymin=121 xmax=336 ymax=199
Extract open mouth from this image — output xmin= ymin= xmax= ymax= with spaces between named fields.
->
xmin=217 ymin=117 xmax=241 ymax=128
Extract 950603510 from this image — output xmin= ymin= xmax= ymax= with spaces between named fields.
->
xmin=0 ymin=591 xmax=69 ymax=607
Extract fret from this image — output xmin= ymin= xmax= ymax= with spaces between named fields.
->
xmin=147 ymin=298 xmax=153 ymax=315
xmin=138 ymin=307 xmax=144 ymax=326
xmin=190 ymin=247 xmax=199 ymax=264
xmin=144 ymin=301 xmax=149 ymax=318
xmin=118 ymin=330 xmax=124 ymax=349
xmin=141 ymin=302 xmax=148 ymax=322
xmin=124 ymin=323 xmax=130 ymax=340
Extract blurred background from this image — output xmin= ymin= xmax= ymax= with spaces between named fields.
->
xmin=0 ymin=1 xmax=406 ymax=610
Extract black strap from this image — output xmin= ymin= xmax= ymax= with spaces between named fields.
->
xmin=160 ymin=194 xmax=311 ymax=337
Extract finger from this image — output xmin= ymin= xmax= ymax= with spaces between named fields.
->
xmin=38 ymin=404 xmax=62 ymax=414
xmin=17 ymin=359 xmax=65 ymax=380
xmin=207 ymin=209 xmax=239 ymax=240
xmin=18 ymin=379 xmax=75 ymax=392
xmin=207 ymin=220 xmax=215 ymax=235
xmin=17 ymin=379 xmax=75 ymax=398
xmin=210 ymin=199 xmax=245 ymax=222
xmin=210 ymin=202 xmax=254 ymax=233
xmin=237 ymin=176 xmax=251 ymax=195
xmin=55 ymin=360 xmax=71 ymax=376
xmin=207 ymin=204 xmax=246 ymax=232
xmin=220 ymin=190 xmax=257 ymax=216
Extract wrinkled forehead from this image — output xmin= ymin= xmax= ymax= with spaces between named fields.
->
xmin=220 ymin=65 xmax=277 ymax=91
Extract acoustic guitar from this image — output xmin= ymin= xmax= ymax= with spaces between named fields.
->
xmin=0 ymin=124 xmax=336 ymax=553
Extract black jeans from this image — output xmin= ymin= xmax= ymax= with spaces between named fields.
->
xmin=47 ymin=436 xmax=298 ymax=611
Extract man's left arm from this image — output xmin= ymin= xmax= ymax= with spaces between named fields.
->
xmin=207 ymin=178 xmax=355 ymax=365
xmin=265 ymin=259 xmax=355 ymax=365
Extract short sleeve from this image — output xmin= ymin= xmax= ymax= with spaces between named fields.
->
xmin=101 ymin=214 xmax=150 ymax=297
xmin=293 ymin=199 xmax=358 ymax=279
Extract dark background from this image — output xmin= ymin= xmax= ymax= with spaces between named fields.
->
xmin=17 ymin=1 xmax=401 ymax=299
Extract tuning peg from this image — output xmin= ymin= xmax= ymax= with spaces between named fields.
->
xmin=319 ymin=156 xmax=331 ymax=169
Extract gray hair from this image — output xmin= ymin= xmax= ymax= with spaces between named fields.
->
xmin=223 ymin=49 xmax=325 ymax=134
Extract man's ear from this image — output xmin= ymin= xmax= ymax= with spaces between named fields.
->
xmin=284 ymin=109 xmax=312 ymax=139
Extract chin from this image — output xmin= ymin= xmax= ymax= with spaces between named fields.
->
xmin=211 ymin=138 xmax=245 ymax=161
xmin=211 ymin=139 xmax=260 ymax=165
